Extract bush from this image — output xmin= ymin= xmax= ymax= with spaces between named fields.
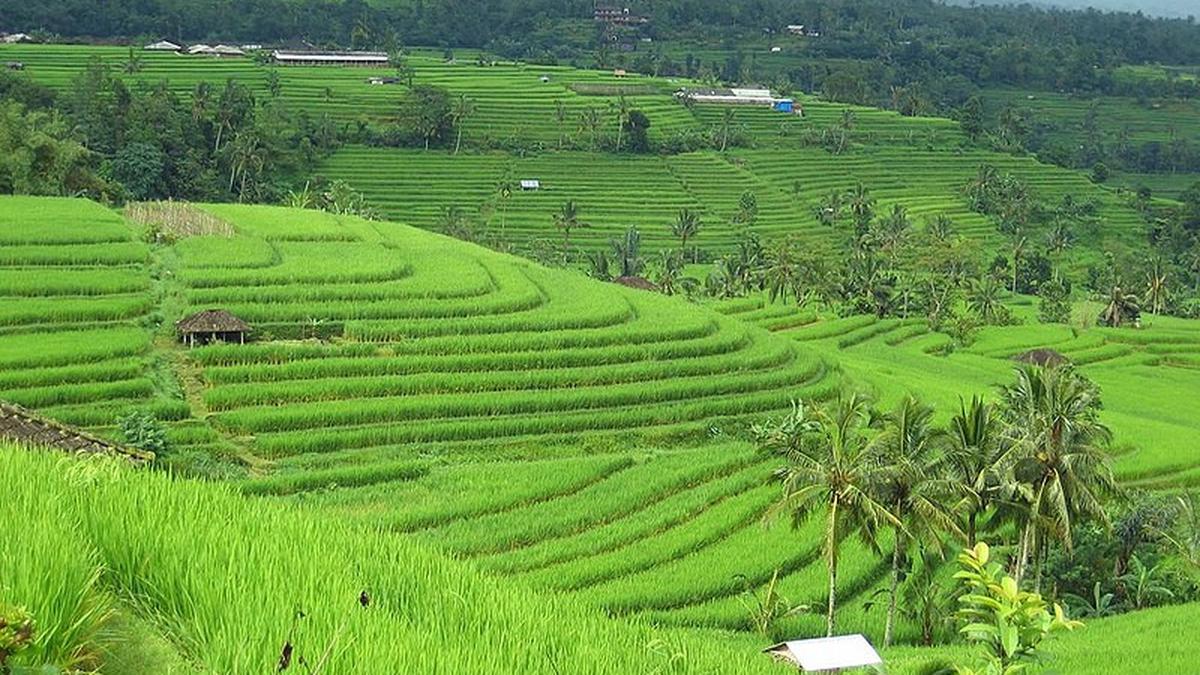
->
xmin=116 ymin=409 xmax=168 ymax=456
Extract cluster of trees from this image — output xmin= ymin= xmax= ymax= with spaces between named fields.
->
xmin=755 ymin=367 xmax=1199 ymax=646
xmin=0 ymin=62 xmax=342 ymax=203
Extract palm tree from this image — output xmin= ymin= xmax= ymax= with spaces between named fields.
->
xmin=610 ymin=96 xmax=631 ymax=152
xmin=947 ymin=396 xmax=1008 ymax=547
xmin=1046 ymin=222 xmax=1074 ymax=258
xmin=967 ymin=275 xmax=1004 ymax=325
xmin=925 ymin=214 xmax=955 ymax=244
xmin=554 ymin=99 xmax=568 ymax=150
xmin=672 ymin=209 xmax=701 ymax=262
xmin=578 ymin=108 xmax=603 ymax=152
xmin=123 ymin=47 xmax=144 ymax=74
xmin=1008 ymin=231 xmax=1028 ymax=293
xmin=846 ymin=183 xmax=875 ymax=236
xmin=1000 ymin=366 xmax=1118 ymax=588
xmin=817 ymin=190 xmax=843 ymax=227
xmin=495 ymin=180 xmax=514 ymax=239
xmin=763 ymin=240 xmax=800 ymax=305
xmin=756 ymin=395 xmax=897 ymax=637
xmin=718 ymin=108 xmax=737 ymax=152
xmin=450 ymin=94 xmax=475 ymax=155
xmin=873 ymin=396 xmax=961 ymax=647
xmin=1144 ymin=256 xmax=1169 ymax=316
xmin=611 ymin=227 xmax=644 ymax=278
xmin=553 ymin=200 xmax=587 ymax=255
xmin=655 ymin=249 xmax=685 ymax=295
xmin=875 ymin=204 xmax=912 ymax=268
xmin=1099 ymin=286 xmax=1140 ymax=327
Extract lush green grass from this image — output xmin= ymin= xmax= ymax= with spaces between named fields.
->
xmin=1 ymin=443 xmax=787 ymax=674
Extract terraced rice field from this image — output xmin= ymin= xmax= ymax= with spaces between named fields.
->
xmin=318 ymin=144 xmax=1147 ymax=257
xmin=4 ymin=194 xmax=1200 ymax=651
xmin=173 ymin=204 xmax=832 ymax=463
xmin=0 ymin=43 xmax=693 ymax=146
xmin=0 ymin=197 xmax=187 ymax=427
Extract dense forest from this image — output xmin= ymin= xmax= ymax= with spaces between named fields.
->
xmin=5 ymin=0 xmax=1200 ymax=76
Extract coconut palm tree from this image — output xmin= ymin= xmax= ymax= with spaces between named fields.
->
xmin=1000 ymin=366 xmax=1118 ymax=588
xmin=450 ymin=94 xmax=474 ymax=155
xmin=611 ymin=96 xmax=631 ymax=152
xmin=764 ymin=240 xmax=799 ymax=305
xmin=756 ymin=395 xmax=897 ymax=637
xmin=1008 ymin=231 xmax=1028 ymax=293
xmin=847 ymin=183 xmax=875 ymax=235
xmin=874 ymin=204 xmax=912 ymax=268
xmin=967 ymin=275 xmax=1004 ymax=325
xmin=947 ymin=396 xmax=1009 ymax=547
xmin=578 ymin=107 xmax=603 ymax=152
xmin=817 ymin=190 xmax=843 ymax=227
xmin=718 ymin=108 xmax=737 ymax=152
xmin=552 ymin=200 xmax=588 ymax=255
xmin=672 ymin=209 xmax=701 ymax=261
xmin=1144 ymin=256 xmax=1169 ymax=316
xmin=873 ymin=396 xmax=962 ymax=647
xmin=1099 ymin=286 xmax=1140 ymax=327
xmin=554 ymin=99 xmax=568 ymax=149
xmin=495 ymin=180 xmax=514 ymax=239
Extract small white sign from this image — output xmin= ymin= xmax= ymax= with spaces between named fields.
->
xmin=765 ymin=634 xmax=882 ymax=672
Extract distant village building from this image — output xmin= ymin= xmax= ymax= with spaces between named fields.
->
xmin=594 ymin=6 xmax=649 ymax=25
xmin=272 ymin=50 xmax=389 ymax=67
xmin=1 ymin=33 xmax=33 ymax=44
xmin=144 ymin=40 xmax=182 ymax=51
xmin=367 ymin=76 xmax=401 ymax=85
xmin=520 ymin=179 xmax=541 ymax=191
xmin=211 ymin=45 xmax=245 ymax=57
xmin=786 ymin=24 xmax=821 ymax=37
xmin=613 ymin=68 xmax=628 ymax=77
xmin=676 ymin=87 xmax=801 ymax=114
xmin=186 ymin=44 xmax=212 ymax=55
xmin=0 ymin=401 xmax=153 ymax=463
xmin=176 ymin=309 xmax=252 ymax=347
xmin=5 ymin=62 xmax=23 ymax=71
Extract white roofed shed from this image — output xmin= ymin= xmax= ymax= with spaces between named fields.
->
xmin=764 ymin=634 xmax=883 ymax=672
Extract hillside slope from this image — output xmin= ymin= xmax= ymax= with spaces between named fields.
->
xmin=0 ymin=443 xmax=781 ymax=674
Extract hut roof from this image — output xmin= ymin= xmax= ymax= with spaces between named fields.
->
xmin=0 ymin=401 xmax=152 ymax=462
xmin=176 ymin=309 xmax=251 ymax=334
xmin=613 ymin=275 xmax=658 ymax=292
xmin=1013 ymin=348 xmax=1069 ymax=368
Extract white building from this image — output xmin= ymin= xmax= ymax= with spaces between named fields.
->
xmin=272 ymin=50 xmax=389 ymax=67
xmin=144 ymin=40 xmax=182 ymax=51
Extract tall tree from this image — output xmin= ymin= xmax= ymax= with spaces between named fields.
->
xmin=450 ymin=94 xmax=474 ymax=155
xmin=756 ymin=395 xmax=897 ymax=637
xmin=553 ymin=200 xmax=587 ymax=255
xmin=672 ymin=208 xmax=701 ymax=261
xmin=947 ymin=396 xmax=1007 ymax=547
xmin=873 ymin=396 xmax=961 ymax=647
xmin=1000 ymin=366 xmax=1118 ymax=588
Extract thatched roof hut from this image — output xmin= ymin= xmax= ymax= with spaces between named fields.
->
xmin=176 ymin=309 xmax=251 ymax=346
xmin=614 ymin=276 xmax=658 ymax=292
xmin=0 ymin=401 xmax=152 ymax=462
xmin=1013 ymin=348 xmax=1069 ymax=368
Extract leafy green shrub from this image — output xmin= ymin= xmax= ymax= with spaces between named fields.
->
xmin=953 ymin=543 xmax=1082 ymax=674
xmin=116 ymin=409 xmax=168 ymax=456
